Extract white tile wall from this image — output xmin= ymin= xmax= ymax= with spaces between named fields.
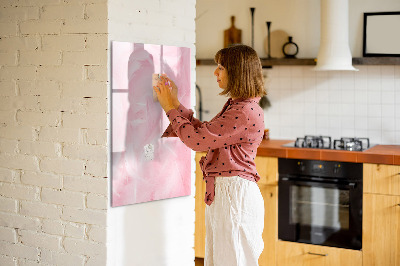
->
xmin=196 ymin=65 xmax=400 ymax=145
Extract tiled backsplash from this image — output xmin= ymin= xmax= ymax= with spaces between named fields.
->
xmin=196 ymin=65 xmax=400 ymax=145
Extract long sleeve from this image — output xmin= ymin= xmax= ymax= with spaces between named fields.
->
xmin=165 ymin=105 xmax=249 ymax=152
xmin=161 ymin=103 xmax=202 ymax=138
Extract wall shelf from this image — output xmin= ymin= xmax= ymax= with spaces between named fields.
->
xmin=196 ymin=57 xmax=400 ymax=67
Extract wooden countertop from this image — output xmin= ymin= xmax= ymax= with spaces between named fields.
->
xmin=257 ymin=139 xmax=400 ymax=165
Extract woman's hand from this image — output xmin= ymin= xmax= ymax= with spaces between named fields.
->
xmin=161 ymin=74 xmax=180 ymax=109
xmin=153 ymin=76 xmax=175 ymax=113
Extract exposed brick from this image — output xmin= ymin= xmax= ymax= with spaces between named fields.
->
xmin=0 ymin=212 xmax=41 ymax=231
xmin=37 ymin=66 xmax=83 ymax=82
xmin=84 ymin=160 xmax=107 ymax=177
xmin=63 ymin=144 xmax=107 ymax=161
xmin=0 ymin=168 xmax=15 ymax=183
xmin=38 ymin=127 xmax=79 ymax=143
xmin=18 ymin=80 xmax=60 ymax=97
xmin=0 ymin=110 xmax=16 ymax=125
xmin=41 ymin=219 xmax=64 ymax=236
xmin=40 ymin=158 xmax=84 ymax=176
xmin=85 ymin=65 xmax=107 ymax=81
xmin=21 ymin=171 xmax=62 ymax=189
xmin=0 ymin=154 xmax=38 ymax=171
xmin=19 ymin=230 xmax=61 ymax=251
xmin=0 ymin=7 xmax=39 ymax=22
xmin=41 ymin=188 xmax=85 ymax=208
xmin=85 ymin=34 xmax=108 ymax=52
xmin=0 ymin=36 xmax=40 ymax=52
xmin=0 ymin=241 xmax=39 ymax=261
xmin=0 ymin=138 xmax=18 ymax=154
xmin=40 ymin=249 xmax=85 ymax=266
xmin=42 ymin=34 xmax=85 ymax=51
xmin=61 ymin=19 xmax=107 ymax=34
xmin=63 ymin=50 xmax=107 ymax=65
xmin=86 ymin=129 xmax=107 ymax=145
xmin=85 ymin=3 xmax=108 ymax=20
xmin=20 ymin=200 xmax=61 ymax=219
xmin=38 ymin=96 xmax=84 ymax=113
xmin=0 ymin=196 xmax=17 ymax=213
xmin=16 ymin=111 xmax=61 ymax=127
xmin=61 ymin=81 xmax=107 ymax=98
xmin=0 ymin=51 xmax=17 ymax=65
xmin=87 ymin=225 xmax=105 ymax=243
xmin=19 ymin=140 xmax=58 ymax=157
xmin=64 ymin=175 xmax=107 ymax=195
xmin=0 ymin=226 xmax=17 ymax=243
xmin=19 ymin=51 xmax=62 ymax=66
xmin=64 ymin=222 xmax=85 ymax=239
xmin=0 ymin=126 xmax=34 ymax=141
xmin=20 ymin=21 xmax=62 ymax=35
xmin=0 ymin=254 xmax=16 ymax=266
xmin=61 ymin=207 xmax=106 ymax=226
xmin=18 ymin=259 xmax=42 ymax=266
xmin=0 ymin=81 xmax=16 ymax=96
xmin=0 ymin=66 xmax=37 ymax=81
xmin=86 ymin=255 xmax=106 ymax=266
xmin=41 ymin=4 xmax=84 ymax=20
xmin=0 ymin=183 xmax=38 ymax=201
xmin=6 ymin=96 xmax=40 ymax=112
xmin=62 ymin=113 xmax=107 ymax=129
xmin=63 ymin=237 xmax=106 ymax=257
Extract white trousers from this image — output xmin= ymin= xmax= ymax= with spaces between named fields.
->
xmin=205 ymin=176 xmax=264 ymax=266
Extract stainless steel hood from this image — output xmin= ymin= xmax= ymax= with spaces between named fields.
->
xmin=314 ymin=0 xmax=358 ymax=71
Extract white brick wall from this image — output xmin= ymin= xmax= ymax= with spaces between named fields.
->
xmin=0 ymin=0 xmax=108 ymax=265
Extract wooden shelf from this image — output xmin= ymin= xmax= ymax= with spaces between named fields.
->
xmin=196 ymin=57 xmax=400 ymax=67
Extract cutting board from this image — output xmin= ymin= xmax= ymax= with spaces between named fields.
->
xmin=224 ymin=16 xmax=242 ymax=48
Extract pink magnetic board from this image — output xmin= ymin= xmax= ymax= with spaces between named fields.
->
xmin=111 ymin=42 xmax=191 ymax=207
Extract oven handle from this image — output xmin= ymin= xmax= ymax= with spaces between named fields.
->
xmin=280 ymin=177 xmax=357 ymax=189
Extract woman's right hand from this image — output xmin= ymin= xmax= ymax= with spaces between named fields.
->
xmin=161 ymin=74 xmax=180 ymax=109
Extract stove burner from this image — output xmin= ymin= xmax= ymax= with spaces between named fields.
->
xmin=295 ymin=135 xmax=332 ymax=149
xmin=333 ymin=137 xmax=370 ymax=151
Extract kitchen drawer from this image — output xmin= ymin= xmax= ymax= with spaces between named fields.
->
xmin=364 ymin=164 xmax=400 ymax=196
xmin=276 ymin=241 xmax=362 ymax=266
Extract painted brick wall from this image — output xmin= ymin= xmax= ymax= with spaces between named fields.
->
xmin=0 ymin=1 xmax=108 ymax=265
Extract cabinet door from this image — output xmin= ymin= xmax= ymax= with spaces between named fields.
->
xmin=277 ymin=241 xmax=362 ymax=266
xmin=195 ymin=152 xmax=207 ymax=258
xmin=259 ymin=185 xmax=278 ymax=266
xmin=363 ymin=193 xmax=400 ymax=266
xmin=364 ymin=164 xmax=400 ymax=196
xmin=255 ymin=156 xmax=278 ymax=186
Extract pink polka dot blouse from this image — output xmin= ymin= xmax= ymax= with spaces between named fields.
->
xmin=162 ymin=97 xmax=265 ymax=205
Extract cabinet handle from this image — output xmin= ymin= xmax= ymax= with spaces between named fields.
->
xmin=307 ymin=252 xmax=328 ymax=256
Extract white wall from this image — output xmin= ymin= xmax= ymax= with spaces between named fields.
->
xmin=107 ymin=1 xmax=197 ymax=266
xmin=196 ymin=0 xmax=400 ymax=58
xmin=196 ymin=0 xmax=400 ymax=145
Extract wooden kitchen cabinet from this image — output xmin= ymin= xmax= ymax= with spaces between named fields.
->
xmin=194 ymin=154 xmax=279 ymax=264
xmin=363 ymin=163 xmax=400 ymax=266
xmin=363 ymin=193 xmax=400 ymax=266
xmin=195 ymin=152 xmax=207 ymax=258
xmin=276 ymin=241 xmax=362 ymax=266
xmin=364 ymin=163 xmax=400 ymax=196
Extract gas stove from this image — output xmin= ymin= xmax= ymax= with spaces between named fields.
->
xmin=283 ymin=135 xmax=373 ymax=151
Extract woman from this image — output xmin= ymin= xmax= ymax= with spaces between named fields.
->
xmin=153 ymin=44 xmax=266 ymax=266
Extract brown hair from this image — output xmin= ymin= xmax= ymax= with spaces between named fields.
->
xmin=214 ymin=44 xmax=266 ymax=99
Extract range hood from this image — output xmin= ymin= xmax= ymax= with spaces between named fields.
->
xmin=314 ymin=0 xmax=358 ymax=71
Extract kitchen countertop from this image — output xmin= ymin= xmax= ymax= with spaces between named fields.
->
xmin=257 ymin=139 xmax=400 ymax=165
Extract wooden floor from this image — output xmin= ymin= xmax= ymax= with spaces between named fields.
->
xmin=195 ymin=257 xmax=204 ymax=266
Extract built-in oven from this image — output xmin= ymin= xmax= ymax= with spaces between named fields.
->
xmin=278 ymin=158 xmax=363 ymax=250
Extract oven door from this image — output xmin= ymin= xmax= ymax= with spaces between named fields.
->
xmin=278 ymin=176 xmax=362 ymax=250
